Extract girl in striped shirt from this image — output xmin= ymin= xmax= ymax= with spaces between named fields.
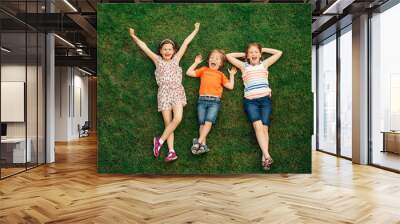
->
xmin=226 ymin=43 xmax=282 ymax=171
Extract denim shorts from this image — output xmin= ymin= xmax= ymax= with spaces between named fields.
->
xmin=243 ymin=96 xmax=272 ymax=126
xmin=197 ymin=96 xmax=221 ymax=125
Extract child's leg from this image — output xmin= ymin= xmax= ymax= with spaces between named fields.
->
xmin=160 ymin=105 xmax=183 ymax=146
xmin=197 ymin=99 xmax=207 ymax=146
xmin=198 ymin=101 xmax=219 ymax=145
xmin=262 ymin=125 xmax=270 ymax=160
xmin=252 ymin=121 xmax=270 ymax=159
xmin=198 ymin=121 xmax=212 ymax=144
xmin=260 ymin=97 xmax=272 ymax=160
xmin=244 ymin=97 xmax=272 ymax=164
xmin=199 ymin=125 xmax=205 ymax=144
xmin=161 ymin=109 xmax=174 ymax=151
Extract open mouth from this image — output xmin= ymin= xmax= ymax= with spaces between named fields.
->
xmin=210 ymin=62 xmax=218 ymax=68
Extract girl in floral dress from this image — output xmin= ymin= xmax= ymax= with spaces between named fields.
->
xmin=129 ymin=23 xmax=200 ymax=162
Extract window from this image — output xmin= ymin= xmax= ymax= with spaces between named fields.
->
xmin=317 ymin=35 xmax=337 ymax=154
xmin=370 ymin=3 xmax=400 ymax=171
xmin=339 ymin=26 xmax=352 ymax=158
xmin=0 ymin=1 xmax=46 ymax=179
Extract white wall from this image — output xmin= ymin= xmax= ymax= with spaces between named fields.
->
xmin=55 ymin=67 xmax=89 ymax=141
xmin=1 ymin=65 xmax=26 ymax=140
xmin=1 ymin=64 xmax=25 ymax=81
xmin=74 ymin=73 xmax=89 ymax=137
xmin=55 ymin=66 xmax=69 ymax=141
xmin=1 ymin=65 xmax=25 ymax=130
xmin=1 ymin=65 xmax=40 ymax=137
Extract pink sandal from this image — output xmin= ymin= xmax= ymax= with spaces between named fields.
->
xmin=153 ymin=137 xmax=162 ymax=158
xmin=165 ymin=151 xmax=178 ymax=162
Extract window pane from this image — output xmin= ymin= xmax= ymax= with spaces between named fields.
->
xmin=27 ymin=31 xmax=38 ymax=169
xmin=340 ymin=27 xmax=352 ymax=158
xmin=318 ymin=35 xmax=337 ymax=154
xmin=1 ymin=30 xmax=27 ymax=177
xmin=371 ymin=3 xmax=400 ymax=171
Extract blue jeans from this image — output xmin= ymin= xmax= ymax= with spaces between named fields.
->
xmin=197 ymin=96 xmax=221 ymax=125
xmin=243 ymin=96 xmax=272 ymax=126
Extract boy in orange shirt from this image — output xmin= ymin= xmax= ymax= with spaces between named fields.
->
xmin=186 ymin=49 xmax=236 ymax=154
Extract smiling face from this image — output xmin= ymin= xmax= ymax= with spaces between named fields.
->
xmin=208 ymin=50 xmax=225 ymax=70
xmin=246 ymin=44 xmax=262 ymax=65
xmin=159 ymin=43 xmax=175 ymax=60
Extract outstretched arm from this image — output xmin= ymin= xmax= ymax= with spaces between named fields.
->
xmin=261 ymin=48 xmax=283 ymax=68
xmin=175 ymin=23 xmax=200 ymax=62
xmin=226 ymin=52 xmax=245 ymax=71
xmin=223 ymin=67 xmax=237 ymax=90
xmin=186 ymin=54 xmax=203 ymax=77
xmin=129 ymin=28 xmax=158 ymax=64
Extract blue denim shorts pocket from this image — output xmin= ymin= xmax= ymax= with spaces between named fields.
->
xmin=197 ymin=97 xmax=221 ymax=125
xmin=243 ymin=96 xmax=272 ymax=126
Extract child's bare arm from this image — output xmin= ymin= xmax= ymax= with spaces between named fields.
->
xmin=129 ymin=28 xmax=158 ymax=63
xmin=223 ymin=67 xmax=237 ymax=90
xmin=175 ymin=23 xmax=200 ymax=62
xmin=261 ymin=48 xmax=283 ymax=68
xmin=226 ymin=53 xmax=245 ymax=71
xmin=186 ymin=54 xmax=203 ymax=77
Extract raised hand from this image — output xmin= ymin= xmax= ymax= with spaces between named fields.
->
xmin=194 ymin=22 xmax=200 ymax=30
xmin=228 ymin=66 xmax=237 ymax=75
xmin=195 ymin=54 xmax=203 ymax=64
xmin=129 ymin=28 xmax=135 ymax=38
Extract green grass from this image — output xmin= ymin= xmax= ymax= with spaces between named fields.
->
xmin=97 ymin=3 xmax=312 ymax=174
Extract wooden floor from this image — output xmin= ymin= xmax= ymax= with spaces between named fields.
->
xmin=1 ymin=167 xmax=26 ymax=178
xmin=372 ymin=150 xmax=400 ymax=171
xmin=1 ymin=135 xmax=400 ymax=224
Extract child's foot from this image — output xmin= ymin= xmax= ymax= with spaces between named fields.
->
xmin=165 ymin=151 xmax=178 ymax=162
xmin=153 ymin=137 xmax=163 ymax=158
xmin=191 ymin=138 xmax=200 ymax=155
xmin=262 ymin=157 xmax=273 ymax=171
xmin=197 ymin=143 xmax=209 ymax=155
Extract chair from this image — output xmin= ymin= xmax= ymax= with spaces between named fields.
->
xmin=78 ymin=121 xmax=90 ymax=138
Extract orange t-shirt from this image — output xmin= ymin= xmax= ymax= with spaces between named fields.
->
xmin=195 ymin=67 xmax=229 ymax=98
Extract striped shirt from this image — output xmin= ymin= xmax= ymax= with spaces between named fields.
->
xmin=242 ymin=62 xmax=271 ymax=99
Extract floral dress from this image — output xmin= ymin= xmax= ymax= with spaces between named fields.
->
xmin=154 ymin=56 xmax=187 ymax=111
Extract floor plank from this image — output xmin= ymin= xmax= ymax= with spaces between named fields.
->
xmin=0 ymin=135 xmax=399 ymax=224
